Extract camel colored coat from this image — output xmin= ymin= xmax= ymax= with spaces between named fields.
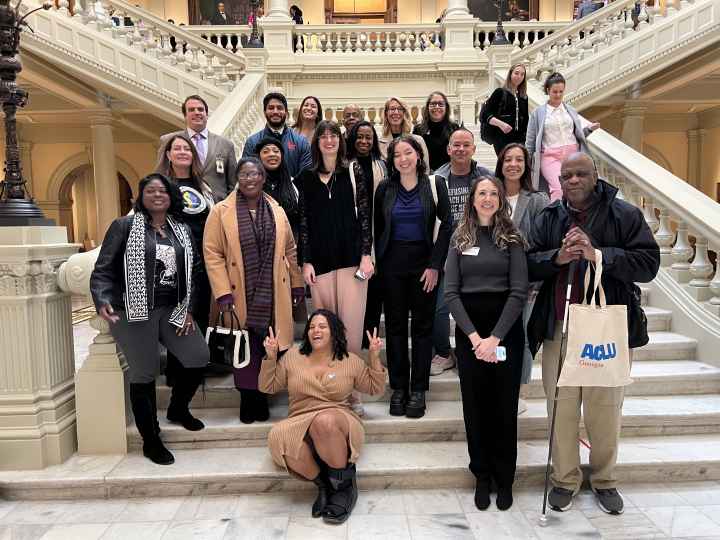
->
xmin=204 ymin=191 xmax=304 ymax=351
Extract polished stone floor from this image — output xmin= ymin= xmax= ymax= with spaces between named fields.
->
xmin=3 ymin=482 xmax=720 ymax=539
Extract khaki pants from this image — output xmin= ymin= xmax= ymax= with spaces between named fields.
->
xmin=310 ymin=267 xmax=368 ymax=355
xmin=542 ymin=323 xmax=628 ymax=492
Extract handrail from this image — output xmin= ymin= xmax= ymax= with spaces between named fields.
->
xmin=297 ymin=22 xmax=443 ymax=33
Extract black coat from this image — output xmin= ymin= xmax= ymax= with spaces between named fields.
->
xmin=526 ymin=179 xmax=660 ymax=354
xmin=480 ymin=87 xmax=529 ymax=147
xmin=90 ymin=215 xmax=199 ymax=314
xmin=373 ymin=175 xmax=453 ymax=272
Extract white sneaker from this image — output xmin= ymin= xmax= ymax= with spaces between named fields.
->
xmin=349 ymin=391 xmax=365 ymax=417
xmin=517 ymin=398 xmax=528 ymax=416
xmin=430 ymin=354 xmax=455 ymax=376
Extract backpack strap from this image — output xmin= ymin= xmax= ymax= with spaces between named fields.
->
xmin=349 ymin=163 xmax=358 ymax=218
xmin=428 ymin=174 xmax=440 ymax=244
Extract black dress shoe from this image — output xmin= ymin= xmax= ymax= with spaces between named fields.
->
xmin=475 ymin=480 xmax=490 ymax=510
xmin=389 ymin=389 xmax=407 ymax=416
xmin=405 ymin=391 xmax=426 ymax=418
xmin=496 ymin=487 xmax=513 ymax=510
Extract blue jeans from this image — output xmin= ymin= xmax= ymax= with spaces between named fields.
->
xmin=432 ymin=273 xmax=452 ymax=358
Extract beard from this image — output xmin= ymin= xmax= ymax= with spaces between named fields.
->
xmin=266 ymin=114 xmax=286 ymax=129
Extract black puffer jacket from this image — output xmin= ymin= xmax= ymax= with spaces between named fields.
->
xmin=90 ymin=215 xmax=199 ymax=314
xmin=526 ymin=179 xmax=660 ymax=354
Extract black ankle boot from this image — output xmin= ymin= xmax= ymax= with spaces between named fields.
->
xmin=130 ymin=383 xmax=174 ymax=465
xmin=389 ymin=389 xmax=407 ymax=416
xmin=167 ymin=367 xmax=205 ymax=431
xmin=254 ymin=391 xmax=270 ymax=422
xmin=323 ymin=463 xmax=358 ymax=524
xmin=496 ymin=487 xmax=513 ymax=510
xmin=475 ymin=480 xmax=490 ymax=510
xmin=405 ymin=391 xmax=426 ymax=418
xmin=239 ymin=389 xmax=256 ymax=424
xmin=312 ymin=471 xmax=329 ymax=518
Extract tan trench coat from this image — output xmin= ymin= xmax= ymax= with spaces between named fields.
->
xmin=203 ymin=191 xmax=304 ymax=351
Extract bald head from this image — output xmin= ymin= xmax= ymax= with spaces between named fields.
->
xmin=342 ymin=104 xmax=362 ymax=132
xmin=560 ymin=152 xmax=598 ymax=209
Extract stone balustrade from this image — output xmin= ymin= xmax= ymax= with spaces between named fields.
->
xmin=47 ymin=0 xmax=247 ymax=89
xmin=292 ymin=24 xmax=444 ymax=54
xmin=185 ymin=25 xmax=256 ymax=57
xmin=473 ymin=21 xmax=566 ymax=50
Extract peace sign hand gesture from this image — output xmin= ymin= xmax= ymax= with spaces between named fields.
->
xmin=365 ymin=327 xmax=383 ymax=353
xmin=264 ymin=326 xmax=279 ymax=361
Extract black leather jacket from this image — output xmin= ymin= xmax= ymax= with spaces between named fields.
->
xmin=90 ymin=215 xmax=199 ymax=314
xmin=373 ymin=174 xmax=453 ymax=272
xmin=526 ymin=179 xmax=660 ymax=353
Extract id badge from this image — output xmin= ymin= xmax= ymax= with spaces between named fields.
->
xmin=216 ymin=157 xmax=225 ymax=175
xmin=462 ymin=247 xmax=480 ymax=256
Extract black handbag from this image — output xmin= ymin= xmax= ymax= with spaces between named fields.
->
xmin=205 ymin=310 xmax=250 ymax=371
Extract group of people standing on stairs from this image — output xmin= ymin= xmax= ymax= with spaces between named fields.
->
xmin=90 ymin=64 xmax=660 ymax=524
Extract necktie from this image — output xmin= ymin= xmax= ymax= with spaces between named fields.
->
xmin=193 ymin=133 xmax=207 ymax=164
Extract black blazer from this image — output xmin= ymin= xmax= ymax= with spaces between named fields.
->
xmin=90 ymin=215 xmax=199 ymax=314
xmin=373 ymin=175 xmax=452 ymax=272
xmin=481 ymin=88 xmax=529 ymax=146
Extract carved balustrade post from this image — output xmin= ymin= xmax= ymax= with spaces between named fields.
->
xmin=688 ymin=236 xmax=714 ymax=300
xmin=670 ymin=220 xmax=694 ymax=283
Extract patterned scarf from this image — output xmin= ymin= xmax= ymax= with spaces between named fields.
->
xmin=236 ymin=193 xmax=276 ymax=331
xmin=124 ymin=212 xmax=193 ymax=327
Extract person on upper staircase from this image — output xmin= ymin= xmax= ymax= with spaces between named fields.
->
xmin=243 ymin=92 xmax=313 ymax=179
xmin=526 ymin=152 xmax=660 ymax=516
xmin=481 ymin=64 xmax=530 ymax=157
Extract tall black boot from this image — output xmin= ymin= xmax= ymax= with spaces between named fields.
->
xmin=167 ymin=367 xmax=205 ymax=431
xmin=254 ymin=391 xmax=270 ymax=422
xmin=164 ymin=352 xmax=181 ymax=388
xmin=312 ymin=463 xmax=329 ymax=518
xmin=130 ymin=382 xmax=174 ymax=465
xmin=322 ymin=463 xmax=358 ymax=524
xmin=148 ymin=381 xmax=161 ymax=436
xmin=239 ymin=389 xmax=256 ymax=425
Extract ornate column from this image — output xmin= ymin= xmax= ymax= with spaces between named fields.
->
xmin=0 ymin=226 xmax=79 ymax=470
xmin=485 ymin=44 xmax=514 ymax=92
xmin=89 ymin=112 xmax=121 ymax=239
xmin=19 ymin=139 xmax=33 ymax=198
xmin=259 ymin=0 xmax=294 ymax=68
xmin=620 ymin=100 xmax=648 ymax=153
xmin=687 ymin=128 xmax=706 ymax=191
xmin=445 ymin=0 xmax=471 ymax=18
xmin=441 ymin=0 xmax=477 ymax=64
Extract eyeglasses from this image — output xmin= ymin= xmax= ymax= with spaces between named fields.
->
xmin=319 ymin=133 xmax=340 ymax=141
xmin=387 ymin=106 xmax=405 ymax=113
xmin=238 ymin=171 xmax=262 ymax=180
xmin=428 ymin=102 xmax=446 ymax=108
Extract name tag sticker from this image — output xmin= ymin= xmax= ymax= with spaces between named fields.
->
xmin=216 ymin=158 xmax=225 ymax=174
xmin=462 ymin=247 xmax=480 ymax=256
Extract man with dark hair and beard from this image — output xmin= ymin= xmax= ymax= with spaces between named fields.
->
xmin=242 ymin=92 xmax=312 ymax=178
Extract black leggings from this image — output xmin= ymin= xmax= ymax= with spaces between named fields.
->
xmin=455 ymin=291 xmax=524 ymax=489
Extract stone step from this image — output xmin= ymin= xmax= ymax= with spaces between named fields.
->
xmin=131 ymin=394 xmax=720 ymax=450
xmin=4 ymin=434 xmax=720 ymax=499
xmin=158 ymin=359 xmax=720 ymax=409
xmin=375 ymin=304 xmax=671 ymax=337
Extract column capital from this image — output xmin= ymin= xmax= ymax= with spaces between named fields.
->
xmin=88 ymin=110 xmax=115 ymax=127
xmin=444 ymin=0 xmax=472 ymax=19
xmin=264 ymin=0 xmax=291 ymax=21
xmin=621 ymin=100 xmax=650 ymax=118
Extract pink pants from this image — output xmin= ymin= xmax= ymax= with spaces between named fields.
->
xmin=540 ymin=144 xmax=580 ymax=202
xmin=310 ymin=267 xmax=368 ymax=355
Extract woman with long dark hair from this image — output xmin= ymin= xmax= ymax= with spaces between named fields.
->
xmin=346 ymin=121 xmax=387 ymax=349
xmin=495 ymin=143 xmax=549 ymax=414
xmin=481 ymin=64 xmax=530 ymax=156
xmin=413 ymin=91 xmax=459 ymax=171
xmin=294 ymin=96 xmax=323 ymax=142
xmin=260 ymin=309 xmax=386 ymax=524
xmin=374 ymin=135 xmax=452 ymax=419
xmin=91 ymin=174 xmax=209 ymax=465
xmin=204 ymin=158 xmax=304 ymax=423
xmin=444 ymin=176 xmax=528 ymax=510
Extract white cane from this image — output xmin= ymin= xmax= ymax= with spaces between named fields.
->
xmin=539 ymin=259 xmax=578 ymax=527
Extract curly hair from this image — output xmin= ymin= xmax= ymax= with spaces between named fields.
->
xmin=415 ymin=91 xmax=458 ymax=141
xmin=134 ymin=173 xmax=184 ymax=220
xmin=299 ymin=309 xmax=349 ymax=361
xmin=382 ymin=97 xmax=413 ymax=138
xmin=452 ymin=176 xmax=524 ymax=252
xmin=385 ymin=135 xmax=427 ymax=182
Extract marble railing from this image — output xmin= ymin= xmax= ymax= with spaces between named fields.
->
xmin=185 ymin=25 xmax=256 ymax=57
xmin=292 ymin=24 xmax=444 ymax=54
xmin=473 ymin=21 xmax=566 ymax=50
xmin=511 ymin=0 xmax=720 ymax=108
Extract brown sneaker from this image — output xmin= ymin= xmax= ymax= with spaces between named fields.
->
xmin=430 ymin=354 xmax=455 ymax=376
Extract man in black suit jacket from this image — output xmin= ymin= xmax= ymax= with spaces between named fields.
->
xmin=211 ymin=2 xmax=230 ymax=24
xmin=158 ymin=95 xmax=237 ymax=200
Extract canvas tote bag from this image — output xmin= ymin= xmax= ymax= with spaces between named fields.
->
xmin=558 ymin=249 xmax=633 ymax=387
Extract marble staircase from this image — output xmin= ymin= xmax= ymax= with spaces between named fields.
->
xmin=3 ymin=283 xmax=720 ymax=500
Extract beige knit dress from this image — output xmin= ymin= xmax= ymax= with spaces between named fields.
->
xmin=259 ymin=346 xmax=387 ymax=470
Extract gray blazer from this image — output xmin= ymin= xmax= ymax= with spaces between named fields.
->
xmin=525 ymin=103 xmax=591 ymax=192
xmin=512 ymin=189 xmax=550 ymax=243
xmin=158 ymin=129 xmax=238 ymax=201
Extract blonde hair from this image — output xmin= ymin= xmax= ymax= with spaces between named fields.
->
xmin=382 ymin=97 xmax=413 ymax=138
xmin=452 ymin=176 xmax=524 ymax=252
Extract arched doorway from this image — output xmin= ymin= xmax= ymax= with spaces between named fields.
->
xmin=57 ymin=166 xmax=133 ymax=249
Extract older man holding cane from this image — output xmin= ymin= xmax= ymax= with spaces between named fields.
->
xmin=527 ymin=152 xmax=660 ymax=516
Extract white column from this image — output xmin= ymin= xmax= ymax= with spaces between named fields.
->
xmin=89 ymin=112 xmax=121 ymax=240
xmin=444 ymin=0 xmax=471 ymax=19
xmin=687 ymin=128 xmax=706 ymax=191
xmin=0 ymin=227 xmax=79 ymax=470
xmin=265 ymin=0 xmax=290 ymax=20
xmin=620 ymin=100 xmax=648 ymax=153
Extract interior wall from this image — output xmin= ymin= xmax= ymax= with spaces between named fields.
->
xmin=702 ymin=127 xmax=720 ymax=201
xmin=643 ymin=132 xmax=689 ymax=186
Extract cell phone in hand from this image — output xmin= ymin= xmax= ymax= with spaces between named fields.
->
xmin=354 ymin=269 xmax=367 ymax=281
xmin=496 ymin=346 xmax=507 ymax=361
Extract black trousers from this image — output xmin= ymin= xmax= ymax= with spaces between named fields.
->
xmin=362 ymin=274 xmax=384 ymax=349
xmin=455 ymin=292 xmax=524 ymax=488
xmin=381 ymin=240 xmax=437 ymax=392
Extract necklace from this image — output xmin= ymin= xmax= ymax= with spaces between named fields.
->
xmin=322 ymin=172 xmax=336 ymax=199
